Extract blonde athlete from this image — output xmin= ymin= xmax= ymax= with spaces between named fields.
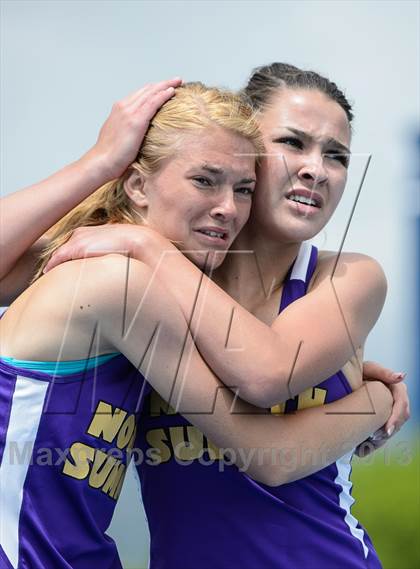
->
xmin=0 ymin=71 xmax=409 ymax=568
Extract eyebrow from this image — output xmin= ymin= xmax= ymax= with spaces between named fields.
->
xmin=285 ymin=127 xmax=351 ymax=155
xmin=199 ymin=164 xmax=256 ymax=184
xmin=202 ymin=164 xmax=224 ymax=175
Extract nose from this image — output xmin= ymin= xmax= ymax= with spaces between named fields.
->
xmin=210 ymin=189 xmax=238 ymax=222
xmin=297 ymin=153 xmax=328 ymax=187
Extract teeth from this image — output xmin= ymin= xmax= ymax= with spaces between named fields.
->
xmin=288 ymin=194 xmax=317 ymax=207
xmin=200 ymin=230 xmax=224 ymax=238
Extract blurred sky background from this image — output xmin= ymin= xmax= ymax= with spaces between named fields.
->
xmin=1 ymin=1 xmax=419 ymax=567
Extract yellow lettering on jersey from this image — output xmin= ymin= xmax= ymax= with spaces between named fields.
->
xmin=146 ymin=428 xmax=172 ymax=464
xmin=296 ymin=387 xmax=327 ymax=410
xmin=116 ymin=414 xmax=136 ymax=450
xmin=270 ymin=388 xmax=328 ymax=415
xmin=63 ymin=442 xmax=95 ymax=480
xmin=113 ymin=465 xmax=126 ymax=500
xmin=150 ymin=391 xmax=176 ymax=416
xmin=171 ymin=426 xmax=205 ymax=461
xmin=87 ymin=401 xmax=127 ymax=443
xmin=146 ymin=425 xmax=226 ymax=463
xmin=102 ymin=461 xmax=126 ymax=500
xmin=186 ymin=426 xmax=206 ymax=459
xmin=270 ymin=402 xmax=286 ymax=415
xmin=88 ymin=450 xmax=118 ymax=488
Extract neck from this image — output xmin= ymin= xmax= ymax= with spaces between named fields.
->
xmin=214 ymin=226 xmax=302 ymax=308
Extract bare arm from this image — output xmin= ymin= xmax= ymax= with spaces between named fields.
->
xmin=0 ymin=236 xmax=50 ymax=305
xmin=96 ymin=232 xmax=388 ymax=408
xmin=0 ymin=154 xmax=110 ymax=280
xmin=42 ymin=225 xmax=408 ymax=446
xmin=0 ymin=79 xmax=181 ymax=303
xmin=81 ymin=255 xmax=392 ymax=486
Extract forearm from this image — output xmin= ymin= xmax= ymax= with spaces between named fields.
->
xmin=0 ymin=152 xmax=108 ymax=279
xmin=1 ymin=78 xmax=182 ymax=283
xmin=138 ymin=305 xmax=392 ymax=486
xmin=135 ymin=241 xmax=290 ymax=401
xmin=185 ymin=381 xmax=392 ymax=487
xmin=97 ymin=256 xmax=391 ymax=487
xmin=43 ymin=226 xmax=387 ymax=409
xmin=137 ymin=239 xmax=385 ymax=408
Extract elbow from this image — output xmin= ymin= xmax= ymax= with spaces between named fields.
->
xmin=246 ymin=464 xmax=291 ymax=488
xmin=241 ymin=446 xmax=297 ymax=487
xmin=241 ymin=440 xmax=317 ymax=487
xmin=237 ymin=370 xmax=289 ymax=409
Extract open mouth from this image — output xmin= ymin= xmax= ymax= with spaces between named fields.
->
xmin=286 ymin=192 xmax=322 ymax=209
xmin=195 ymin=228 xmax=229 ymax=242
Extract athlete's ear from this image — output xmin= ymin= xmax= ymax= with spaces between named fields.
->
xmin=123 ymin=167 xmax=149 ymax=210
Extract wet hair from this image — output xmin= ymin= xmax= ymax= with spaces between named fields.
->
xmin=243 ymin=62 xmax=353 ymax=123
xmin=32 ymin=82 xmax=263 ymax=281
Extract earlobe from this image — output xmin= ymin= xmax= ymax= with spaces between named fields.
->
xmin=123 ymin=168 xmax=149 ymax=209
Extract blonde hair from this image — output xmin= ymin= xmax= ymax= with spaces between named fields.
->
xmin=32 ymin=82 xmax=263 ymax=282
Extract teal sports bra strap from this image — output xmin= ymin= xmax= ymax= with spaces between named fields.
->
xmin=0 ymin=353 xmax=120 ymax=375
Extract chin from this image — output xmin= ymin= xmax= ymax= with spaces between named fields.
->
xmin=185 ymin=250 xmax=227 ymax=271
xmin=272 ymin=216 xmax=325 ymax=244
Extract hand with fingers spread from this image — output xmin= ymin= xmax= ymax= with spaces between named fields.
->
xmin=0 ymin=78 xmax=182 ymax=291
xmin=42 ymin=224 xmax=164 ymax=274
xmin=84 ymin=78 xmax=182 ymax=181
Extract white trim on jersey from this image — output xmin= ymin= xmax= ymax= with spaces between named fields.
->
xmin=334 ymin=451 xmax=369 ymax=558
xmin=0 ymin=375 xmax=49 ymax=568
xmin=290 ymin=241 xmax=312 ymax=281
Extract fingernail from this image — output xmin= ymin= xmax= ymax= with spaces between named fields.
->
xmin=392 ymin=372 xmax=406 ymax=380
xmin=386 ymin=426 xmax=395 ymax=437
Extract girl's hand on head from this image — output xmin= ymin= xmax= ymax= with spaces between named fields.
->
xmin=42 ymin=224 xmax=171 ymax=273
xmin=84 ymin=78 xmax=182 ymax=181
xmin=355 ymin=380 xmax=410 ymax=457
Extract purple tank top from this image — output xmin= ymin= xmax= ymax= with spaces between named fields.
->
xmin=0 ymin=353 xmax=149 ymax=568
xmin=136 ymin=243 xmax=382 ymax=569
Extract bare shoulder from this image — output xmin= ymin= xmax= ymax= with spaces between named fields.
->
xmin=70 ymin=254 xmax=186 ymax=363
xmin=300 ymin=250 xmax=388 ymax=343
xmin=46 ymin=254 xmax=157 ymax=315
xmin=312 ymin=250 xmax=387 ymax=293
xmin=306 ymin=250 xmax=387 ymax=329
xmin=0 ymin=254 xmax=161 ymax=359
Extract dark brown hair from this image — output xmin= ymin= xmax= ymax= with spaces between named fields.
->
xmin=243 ymin=62 xmax=353 ymax=123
